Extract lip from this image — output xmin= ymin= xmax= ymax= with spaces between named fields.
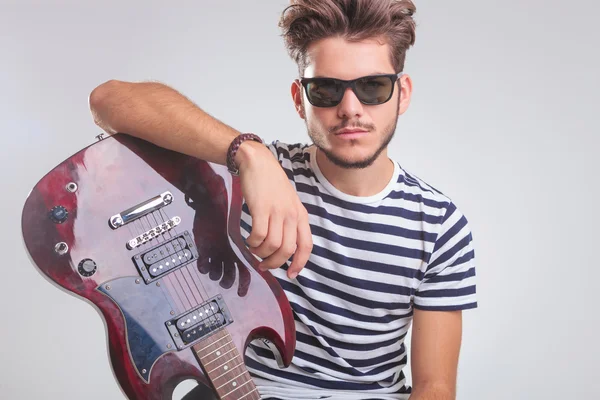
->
xmin=335 ymin=129 xmax=369 ymax=139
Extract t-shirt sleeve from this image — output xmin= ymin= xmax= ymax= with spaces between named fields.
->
xmin=413 ymin=201 xmax=478 ymax=311
xmin=264 ymin=140 xmax=302 ymax=182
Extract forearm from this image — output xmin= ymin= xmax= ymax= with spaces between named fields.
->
xmin=409 ymin=385 xmax=455 ymax=400
xmin=88 ymin=80 xmax=239 ymax=165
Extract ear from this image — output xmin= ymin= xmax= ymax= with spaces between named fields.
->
xmin=398 ymin=74 xmax=413 ymax=117
xmin=291 ymin=79 xmax=305 ymax=119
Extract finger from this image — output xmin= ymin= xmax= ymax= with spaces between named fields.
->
xmin=252 ymin=214 xmax=283 ymax=260
xmin=287 ymin=211 xmax=312 ymax=279
xmin=246 ymin=211 xmax=268 ymax=249
xmin=259 ymin=215 xmax=297 ymax=271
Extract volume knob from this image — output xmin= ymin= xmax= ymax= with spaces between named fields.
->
xmin=78 ymin=259 xmax=97 ymax=277
xmin=49 ymin=206 xmax=69 ymax=224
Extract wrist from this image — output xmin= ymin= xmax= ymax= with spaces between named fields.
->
xmin=234 ymin=140 xmax=265 ymax=171
xmin=226 ymin=133 xmax=264 ymax=175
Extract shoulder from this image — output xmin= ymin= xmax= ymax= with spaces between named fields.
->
xmin=266 ymin=140 xmax=311 ymax=163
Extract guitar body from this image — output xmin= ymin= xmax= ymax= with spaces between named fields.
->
xmin=21 ymin=133 xmax=295 ymax=399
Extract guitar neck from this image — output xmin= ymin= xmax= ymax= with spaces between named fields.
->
xmin=192 ymin=328 xmax=260 ymax=400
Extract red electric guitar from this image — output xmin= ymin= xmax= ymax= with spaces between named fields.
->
xmin=21 ymin=133 xmax=295 ymax=399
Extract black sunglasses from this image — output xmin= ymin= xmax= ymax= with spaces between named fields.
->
xmin=299 ymin=73 xmax=403 ymax=107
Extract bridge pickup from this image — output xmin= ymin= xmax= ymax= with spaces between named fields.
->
xmin=110 ymin=191 xmax=173 ymax=229
xmin=166 ymin=296 xmax=233 ymax=348
xmin=132 ymin=231 xmax=199 ymax=283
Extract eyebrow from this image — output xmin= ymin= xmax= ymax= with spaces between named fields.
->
xmin=306 ymin=71 xmax=395 ymax=79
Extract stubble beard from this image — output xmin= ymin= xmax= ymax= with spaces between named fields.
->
xmin=305 ymin=108 xmax=399 ymax=169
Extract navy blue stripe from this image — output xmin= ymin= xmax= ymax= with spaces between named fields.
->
xmin=430 ymin=203 xmax=461 ymax=249
xmin=303 ymin=202 xmax=437 ymax=243
xmin=310 ymin=245 xmax=421 ymax=285
xmin=295 ymin=273 xmax=412 ymax=310
xmin=343 ymin=349 xmax=407 ymax=369
xmin=297 ymin=182 xmax=445 ymax=224
xmin=279 ymin=279 xmax=412 ymax=324
xmin=427 ymin=230 xmax=472 ymax=272
xmin=281 ymin=165 xmax=294 ymax=181
xmin=416 ymin=285 xmax=476 ymax=298
xmin=291 ymin=303 xmax=400 ymax=336
xmin=298 ymin=326 xmax=409 ymax=352
xmin=413 ymin=302 xmax=478 ymax=311
xmin=292 ymin=349 xmax=408 ymax=377
xmin=270 ymin=142 xmax=309 ymax=163
xmin=295 ymin=331 xmax=339 ymax=358
xmin=290 ymin=167 xmax=315 ymax=181
xmin=246 ymin=356 xmax=410 ymax=392
xmin=402 ymin=172 xmax=440 ymax=195
xmin=310 ymin=224 xmax=427 ymax=261
xmin=425 ymin=265 xmax=476 ymax=284
xmin=385 ymin=188 xmax=450 ymax=208
xmin=250 ymin=343 xmax=407 ymax=377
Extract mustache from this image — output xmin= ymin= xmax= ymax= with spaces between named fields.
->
xmin=328 ymin=121 xmax=375 ymax=134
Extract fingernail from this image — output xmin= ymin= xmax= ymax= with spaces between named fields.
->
xmin=289 ymin=271 xmax=298 ymax=279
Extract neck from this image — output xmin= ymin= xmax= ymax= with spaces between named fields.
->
xmin=192 ymin=328 xmax=260 ymax=399
xmin=314 ymin=147 xmax=395 ymax=197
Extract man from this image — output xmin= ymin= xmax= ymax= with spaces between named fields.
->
xmin=89 ymin=1 xmax=477 ymax=399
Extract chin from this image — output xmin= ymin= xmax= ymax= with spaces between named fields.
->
xmin=320 ymin=146 xmax=380 ymax=169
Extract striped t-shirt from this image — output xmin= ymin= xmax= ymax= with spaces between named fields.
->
xmin=240 ymin=141 xmax=477 ymax=400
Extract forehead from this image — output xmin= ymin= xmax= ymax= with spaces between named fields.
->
xmin=303 ymin=36 xmax=395 ymax=79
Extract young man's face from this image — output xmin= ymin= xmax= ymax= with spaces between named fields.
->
xmin=292 ymin=36 xmax=412 ymax=169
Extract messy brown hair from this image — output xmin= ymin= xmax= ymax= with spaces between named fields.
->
xmin=279 ymin=0 xmax=417 ymax=75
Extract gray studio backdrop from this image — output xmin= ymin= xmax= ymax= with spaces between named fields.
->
xmin=1 ymin=0 xmax=598 ymax=399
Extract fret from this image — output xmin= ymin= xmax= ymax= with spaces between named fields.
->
xmin=195 ymin=334 xmax=228 ymax=354
xmin=216 ymin=370 xmax=247 ymax=390
xmin=207 ymin=352 xmax=241 ymax=374
xmin=203 ymin=347 xmax=236 ymax=367
xmin=212 ymin=360 xmax=244 ymax=381
xmin=192 ymin=328 xmax=259 ymax=400
xmin=237 ymin=388 xmax=260 ymax=400
xmin=221 ymin=378 xmax=253 ymax=398
xmin=201 ymin=340 xmax=235 ymax=360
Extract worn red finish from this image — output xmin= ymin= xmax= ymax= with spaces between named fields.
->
xmin=21 ymin=133 xmax=295 ymax=399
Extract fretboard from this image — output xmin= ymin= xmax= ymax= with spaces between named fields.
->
xmin=192 ymin=328 xmax=260 ymax=400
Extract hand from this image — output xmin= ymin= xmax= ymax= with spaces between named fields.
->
xmin=235 ymin=141 xmax=312 ymax=279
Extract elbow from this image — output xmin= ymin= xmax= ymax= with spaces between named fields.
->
xmin=88 ymin=79 xmax=121 ymax=112
xmin=88 ymin=79 xmax=126 ymax=134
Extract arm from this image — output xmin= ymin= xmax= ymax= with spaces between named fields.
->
xmin=89 ymin=79 xmax=241 ymax=165
xmin=88 ymin=80 xmax=312 ymax=277
xmin=409 ymin=309 xmax=462 ymax=400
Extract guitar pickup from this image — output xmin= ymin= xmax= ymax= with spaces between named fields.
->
xmin=166 ymin=296 xmax=233 ymax=348
xmin=132 ymin=231 xmax=199 ymax=283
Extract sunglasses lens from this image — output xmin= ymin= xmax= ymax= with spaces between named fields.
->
xmin=354 ymin=76 xmax=394 ymax=104
xmin=303 ymin=75 xmax=396 ymax=107
xmin=305 ymin=79 xmax=343 ymax=107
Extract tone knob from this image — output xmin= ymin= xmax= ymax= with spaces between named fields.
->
xmin=49 ymin=206 xmax=68 ymax=224
xmin=78 ymin=259 xmax=97 ymax=277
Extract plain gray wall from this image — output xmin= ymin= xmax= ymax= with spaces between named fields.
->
xmin=2 ymin=0 xmax=598 ymax=399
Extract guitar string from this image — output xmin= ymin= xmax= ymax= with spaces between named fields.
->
xmin=125 ymin=200 xmax=244 ymax=391
xmin=158 ymin=206 xmax=228 ymax=347
xmin=159 ymin=206 xmax=212 ymax=305
xmin=134 ymin=214 xmax=188 ymax=311
xmin=156 ymin=205 xmax=253 ymax=398
xmin=147 ymin=210 xmax=202 ymax=307
xmin=145 ymin=210 xmax=202 ymax=316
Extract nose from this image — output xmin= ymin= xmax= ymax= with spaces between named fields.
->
xmin=337 ymin=87 xmax=364 ymax=119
